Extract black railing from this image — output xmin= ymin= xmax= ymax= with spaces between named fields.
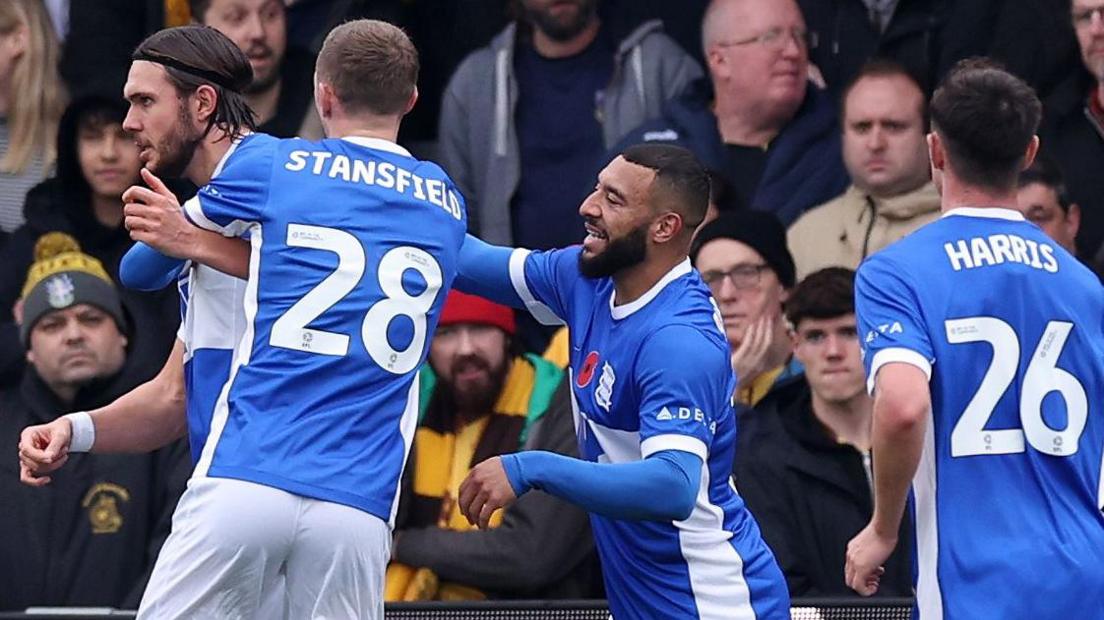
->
xmin=0 ymin=598 xmax=915 ymax=620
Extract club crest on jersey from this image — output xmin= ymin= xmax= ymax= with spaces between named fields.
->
xmin=595 ymin=362 xmax=615 ymax=412
xmin=577 ymin=351 xmax=600 ymax=388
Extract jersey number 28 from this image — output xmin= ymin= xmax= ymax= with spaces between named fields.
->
xmin=946 ymin=317 xmax=1087 ymax=457
xmin=270 ymin=224 xmax=442 ymax=374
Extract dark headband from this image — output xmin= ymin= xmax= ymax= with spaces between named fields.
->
xmin=133 ymin=49 xmax=241 ymax=91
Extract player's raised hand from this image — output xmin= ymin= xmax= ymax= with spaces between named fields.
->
xmin=17 ymin=418 xmax=74 ymax=487
xmin=845 ymin=523 xmax=895 ymax=596
xmin=457 ymin=456 xmax=517 ymax=529
xmin=123 ymin=168 xmax=196 ymax=258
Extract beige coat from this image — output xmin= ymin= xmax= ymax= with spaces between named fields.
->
xmin=787 ymin=182 xmax=941 ymax=280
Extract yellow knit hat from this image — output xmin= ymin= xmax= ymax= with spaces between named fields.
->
xmin=21 ymin=232 xmax=113 ymax=298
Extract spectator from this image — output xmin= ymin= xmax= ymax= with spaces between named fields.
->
xmin=0 ymin=0 xmax=66 ymax=234
xmin=0 ymin=234 xmax=188 ymax=610
xmin=1016 ymin=155 xmax=1081 ymax=257
xmin=0 ymin=95 xmax=180 ymax=389
xmin=617 ymin=0 xmax=848 ymax=226
xmin=690 ymin=211 xmax=801 ymax=407
xmin=734 ymin=267 xmax=912 ymax=598
xmin=439 ymin=0 xmax=701 ymax=249
xmin=387 ymin=291 xmax=598 ymax=600
xmin=788 ymin=60 xmax=939 ymax=280
xmin=59 ymin=0 xmax=188 ymax=101
xmin=190 ymin=0 xmax=323 ymax=139
xmin=1041 ymin=0 xmax=1104 ymax=268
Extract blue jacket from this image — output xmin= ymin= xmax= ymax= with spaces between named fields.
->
xmin=614 ymin=78 xmax=848 ymax=226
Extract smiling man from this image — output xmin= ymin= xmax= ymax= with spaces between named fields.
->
xmin=788 ymin=60 xmax=940 ymax=280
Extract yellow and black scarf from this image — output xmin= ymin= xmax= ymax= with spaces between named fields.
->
xmin=386 ymin=354 xmax=562 ymax=601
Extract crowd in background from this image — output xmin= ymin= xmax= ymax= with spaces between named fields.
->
xmin=0 ymin=0 xmax=1101 ymax=610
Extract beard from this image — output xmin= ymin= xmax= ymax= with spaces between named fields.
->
xmin=578 ymin=221 xmax=649 ymax=279
xmin=150 ymin=104 xmax=204 ymax=178
xmin=524 ymin=0 xmax=598 ymax=42
xmin=443 ymin=353 xmax=510 ymax=416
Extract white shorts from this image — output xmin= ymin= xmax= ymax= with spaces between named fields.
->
xmin=138 ymin=477 xmax=390 ymax=619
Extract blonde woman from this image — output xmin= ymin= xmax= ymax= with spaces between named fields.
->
xmin=0 ymin=0 xmax=65 ymax=233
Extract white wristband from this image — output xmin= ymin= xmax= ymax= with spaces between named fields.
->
xmin=63 ymin=411 xmax=96 ymax=453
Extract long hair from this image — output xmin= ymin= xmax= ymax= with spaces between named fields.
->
xmin=133 ymin=26 xmax=256 ymax=141
xmin=0 ymin=0 xmax=65 ymax=173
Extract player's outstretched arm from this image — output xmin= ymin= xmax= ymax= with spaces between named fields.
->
xmin=454 ymin=234 xmax=527 ymax=309
xmin=122 ymin=168 xmax=249 ymax=280
xmin=18 ymin=339 xmax=189 ymax=486
xmin=845 ymin=362 xmax=930 ymax=596
xmin=119 ymin=242 xmax=187 ymax=291
xmin=458 ymin=449 xmax=701 ymax=528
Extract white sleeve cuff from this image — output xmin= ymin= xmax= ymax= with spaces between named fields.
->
xmin=508 ymin=248 xmax=564 ymax=326
xmin=641 ymin=434 xmax=708 ymax=462
xmin=64 ymin=411 xmax=96 ymax=453
xmin=868 ymin=347 xmax=933 ymax=395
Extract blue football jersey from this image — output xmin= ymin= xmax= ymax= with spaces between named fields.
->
xmin=182 ymin=134 xmax=467 ymax=523
xmin=176 ymin=262 xmax=246 ymax=464
xmin=510 ymin=246 xmax=789 ymax=620
xmin=857 ymin=208 xmax=1104 ymax=619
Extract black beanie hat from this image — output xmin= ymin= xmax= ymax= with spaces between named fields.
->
xmin=690 ymin=210 xmax=796 ymax=288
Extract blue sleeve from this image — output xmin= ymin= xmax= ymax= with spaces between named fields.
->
xmin=181 ymin=136 xmax=273 ymax=237
xmin=635 ymin=325 xmax=729 ymax=461
xmin=119 ymin=242 xmax=185 ymax=291
xmin=501 ymin=449 xmax=701 ymax=521
xmin=855 ymin=254 xmax=934 ymax=394
xmin=455 ymin=233 xmax=569 ymax=326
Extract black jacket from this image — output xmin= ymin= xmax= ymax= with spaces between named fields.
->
xmin=1041 ymin=71 xmax=1104 ymax=268
xmin=257 ymin=46 xmax=319 ymax=139
xmin=0 ymin=369 xmax=190 ymax=610
xmin=801 ymin=0 xmax=1079 ymax=99
xmin=735 ymin=376 xmax=912 ymax=598
xmin=0 ymin=96 xmax=183 ymax=388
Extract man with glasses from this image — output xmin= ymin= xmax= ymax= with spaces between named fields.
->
xmin=615 ymin=0 xmax=847 ymax=226
xmin=1040 ymin=0 xmax=1104 ymax=270
xmin=690 ymin=210 xmax=801 ymax=407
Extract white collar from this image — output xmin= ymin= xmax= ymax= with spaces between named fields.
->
xmin=209 ymin=132 xmax=248 ymax=180
xmin=941 ymin=206 xmax=1025 ymax=221
xmin=340 ymin=135 xmax=412 ymax=158
xmin=609 ymin=258 xmax=693 ymax=320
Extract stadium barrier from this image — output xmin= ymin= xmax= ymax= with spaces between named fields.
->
xmin=0 ymin=598 xmax=914 ymax=619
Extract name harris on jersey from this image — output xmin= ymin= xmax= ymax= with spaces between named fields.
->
xmin=283 ymin=149 xmax=463 ymax=221
xmin=943 ymin=233 xmax=1059 ymax=273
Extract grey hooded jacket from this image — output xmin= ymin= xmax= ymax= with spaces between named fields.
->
xmin=439 ymin=20 xmax=702 ymax=245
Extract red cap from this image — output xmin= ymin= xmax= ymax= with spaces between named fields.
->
xmin=438 ymin=290 xmax=515 ymax=335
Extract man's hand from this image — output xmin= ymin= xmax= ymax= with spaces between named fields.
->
xmin=732 ymin=315 xmax=775 ymax=388
xmin=458 ymin=457 xmax=517 ymax=529
xmin=845 ymin=522 xmax=896 ymax=596
xmin=18 ymin=418 xmax=74 ymax=487
xmin=123 ymin=168 xmax=197 ymax=258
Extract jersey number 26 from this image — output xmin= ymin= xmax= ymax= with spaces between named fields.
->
xmin=946 ymin=316 xmax=1087 ymax=458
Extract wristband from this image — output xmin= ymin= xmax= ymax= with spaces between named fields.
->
xmin=63 ymin=411 xmax=96 ymax=453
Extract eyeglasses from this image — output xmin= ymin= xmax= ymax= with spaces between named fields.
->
xmin=1073 ymin=5 xmax=1104 ymax=27
xmin=699 ymin=263 xmax=770 ymax=290
xmin=714 ymin=27 xmax=817 ymax=52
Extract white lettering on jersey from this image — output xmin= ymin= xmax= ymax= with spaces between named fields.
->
xmin=285 ymin=149 xmax=463 ymax=221
xmin=944 ymin=234 xmax=1059 ymax=273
